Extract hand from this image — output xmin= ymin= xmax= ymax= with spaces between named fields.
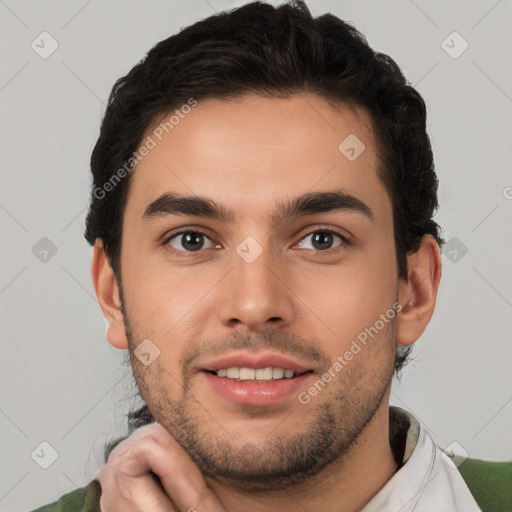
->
xmin=98 ymin=422 xmax=226 ymax=512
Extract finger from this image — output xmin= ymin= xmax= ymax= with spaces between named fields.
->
xmin=98 ymin=465 xmax=139 ymax=512
xmin=107 ymin=423 xmax=225 ymax=511
xmin=99 ymin=465 xmax=178 ymax=512
xmin=187 ymin=486 xmax=226 ymax=512
xmin=99 ymin=493 xmax=137 ymax=512
xmin=116 ymin=472 xmax=178 ymax=512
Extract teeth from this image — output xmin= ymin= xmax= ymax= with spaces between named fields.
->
xmin=272 ymin=367 xmax=284 ymax=379
xmin=239 ymin=368 xmax=255 ymax=380
xmin=226 ymin=367 xmax=240 ymax=379
xmin=215 ymin=367 xmax=296 ymax=381
xmin=256 ymin=367 xmax=273 ymax=380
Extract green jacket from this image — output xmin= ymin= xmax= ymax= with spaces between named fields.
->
xmin=31 ymin=480 xmax=100 ymax=512
xmin=31 ymin=460 xmax=512 ymax=512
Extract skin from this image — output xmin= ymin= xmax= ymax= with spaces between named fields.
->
xmin=93 ymin=93 xmax=441 ymax=512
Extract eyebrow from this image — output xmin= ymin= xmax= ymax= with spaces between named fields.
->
xmin=142 ymin=189 xmax=374 ymax=224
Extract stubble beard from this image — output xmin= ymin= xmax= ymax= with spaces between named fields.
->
xmin=121 ymin=293 xmax=396 ymax=491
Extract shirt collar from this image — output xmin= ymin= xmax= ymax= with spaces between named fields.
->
xmin=361 ymin=406 xmax=481 ymax=512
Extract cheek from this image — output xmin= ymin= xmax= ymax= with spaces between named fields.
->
xmin=290 ymin=248 xmax=398 ymax=352
xmin=122 ymin=248 xmax=219 ymax=325
xmin=120 ymin=254 xmax=227 ymax=371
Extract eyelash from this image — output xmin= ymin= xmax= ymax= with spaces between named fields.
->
xmin=162 ymin=227 xmax=351 ymax=257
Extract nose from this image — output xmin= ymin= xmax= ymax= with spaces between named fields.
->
xmin=217 ymin=239 xmax=296 ymax=333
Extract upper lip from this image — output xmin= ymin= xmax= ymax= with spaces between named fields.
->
xmin=199 ymin=351 xmax=315 ymax=374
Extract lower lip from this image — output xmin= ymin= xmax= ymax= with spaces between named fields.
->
xmin=201 ymin=371 xmax=313 ymax=406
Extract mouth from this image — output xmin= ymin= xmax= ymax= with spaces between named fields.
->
xmin=206 ymin=367 xmax=313 ymax=381
xmin=198 ymin=352 xmax=316 ymax=406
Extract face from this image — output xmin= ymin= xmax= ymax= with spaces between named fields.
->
xmin=116 ymin=93 xmax=401 ymax=489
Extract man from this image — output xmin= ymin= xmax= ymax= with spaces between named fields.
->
xmin=32 ymin=1 xmax=510 ymax=511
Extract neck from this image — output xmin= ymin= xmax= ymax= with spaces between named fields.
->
xmin=206 ymin=396 xmax=397 ymax=512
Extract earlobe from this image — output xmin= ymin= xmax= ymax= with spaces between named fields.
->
xmin=396 ymin=235 xmax=442 ymax=347
xmin=91 ymin=240 xmax=129 ymax=350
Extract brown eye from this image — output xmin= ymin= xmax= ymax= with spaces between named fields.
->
xmin=296 ymin=230 xmax=347 ymax=252
xmin=167 ymin=231 xmax=216 ymax=253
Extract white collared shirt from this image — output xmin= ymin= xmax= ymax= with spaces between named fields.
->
xmin=362 ymin=407 xmax=482 ymax=512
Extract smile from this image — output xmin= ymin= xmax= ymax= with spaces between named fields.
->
xmin=213 ymin=367 xmax=303 ymax=381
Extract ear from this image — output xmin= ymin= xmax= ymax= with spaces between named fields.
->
xmin=397 ymin=234 xmax=442 ymax=346
xmin=91 ymin=239 xmax=128 ymax=350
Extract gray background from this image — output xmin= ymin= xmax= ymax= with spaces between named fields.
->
xmin=1 ymin=0 xmax=511 ymax=510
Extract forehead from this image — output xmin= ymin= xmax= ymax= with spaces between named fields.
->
xmin=124 ymin=93 xmax=390 ymax=226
